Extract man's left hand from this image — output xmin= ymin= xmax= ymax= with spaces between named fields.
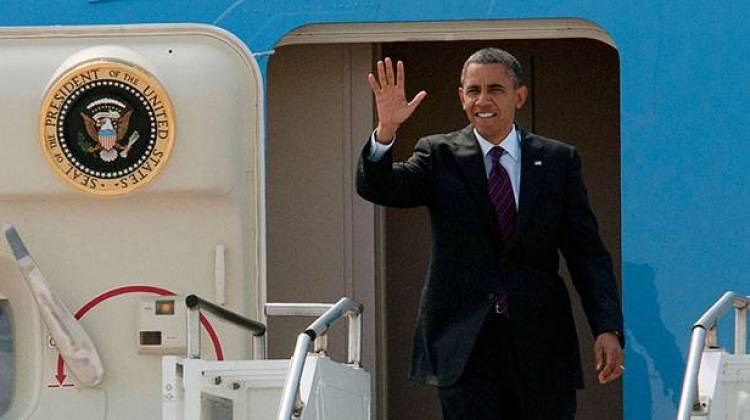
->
xmin=594 ymin=332 xmax=624 ymax=384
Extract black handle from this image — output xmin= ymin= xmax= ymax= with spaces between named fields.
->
xmin=185 ymin=294 xmax=267 ymax=337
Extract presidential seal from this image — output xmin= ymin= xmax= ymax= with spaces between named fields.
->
xmin=40 ymin=60 xmax=175 ymax=196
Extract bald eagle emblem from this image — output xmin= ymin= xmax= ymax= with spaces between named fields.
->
xmin=79 ymin=97 xmax=140 ymax=162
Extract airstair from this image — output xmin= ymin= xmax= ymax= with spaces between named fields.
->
xmin=161 ymin=296 xmax=371 ymax=420
xmin=677 ymin=292 xmax=750 ymax=419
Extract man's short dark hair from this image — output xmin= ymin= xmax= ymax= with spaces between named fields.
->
xmin=460 ymin=48 xmax=524 ymax=88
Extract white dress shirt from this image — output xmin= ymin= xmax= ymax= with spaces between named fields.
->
xmin=367 ymin=131 xmax=394 ymax=161
xmin=368 ymin=125 xmax=522 ymax=206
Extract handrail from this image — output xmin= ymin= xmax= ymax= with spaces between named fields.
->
xmin=266 ymin=303 xmax=336 ymax=354
xmin=265 ymin=302 xmax=337 ymax=317
xmin=184 ymin=294 xmax=268 ymax=360
xmin=275 ymin=297 xmax=363 ymax=420
xmin=676 ymin=291 xmax=750 ymax=420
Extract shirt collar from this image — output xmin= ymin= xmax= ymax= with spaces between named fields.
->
xmin=474 ymin=125 xmax=520 ymax=162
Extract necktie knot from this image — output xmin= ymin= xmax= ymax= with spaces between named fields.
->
xmin=489 ymin=146 xmax=505 ymax=162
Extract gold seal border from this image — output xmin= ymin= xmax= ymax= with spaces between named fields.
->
xmin=39 ymin=59 xmax=175 ymax=197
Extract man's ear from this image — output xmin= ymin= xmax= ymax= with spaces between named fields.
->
xmin=515 ymin=85 xmax=528 ymax=109
xmin=458 ymin=87 xmax=466 ymax=110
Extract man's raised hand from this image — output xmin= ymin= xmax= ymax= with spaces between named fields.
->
xmin=368 ymin=57 xmax=427 ymax=143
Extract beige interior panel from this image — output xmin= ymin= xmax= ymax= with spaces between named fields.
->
xmin=279 ymin=20 xmax=615 ymax=48
xmin=266 ymin=42 xmax=377 ymax=384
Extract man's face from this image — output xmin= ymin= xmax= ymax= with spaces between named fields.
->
xmin=458 ymin=63 xmax=528 ymax=143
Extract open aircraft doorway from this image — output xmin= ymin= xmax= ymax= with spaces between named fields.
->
xmin=267 ymin=20 xmax=621 ymax=420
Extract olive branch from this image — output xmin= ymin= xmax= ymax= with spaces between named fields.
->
xmin=77 ymin=131 xmax=99 ymax=154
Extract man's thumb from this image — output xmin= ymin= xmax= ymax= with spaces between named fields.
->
xmin=408 ymin=90 xmax=428 ymax=109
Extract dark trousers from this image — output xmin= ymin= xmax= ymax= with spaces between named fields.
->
xmin=438 ymin=313 xmax=577 ymax=420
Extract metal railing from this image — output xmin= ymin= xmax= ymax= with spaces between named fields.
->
xmin=272 ymin=297 xmax=363 ymax=420
xmin=676 ymin=291 xmax=750 ymax=420
xmin=185 ymin=294 xmax=268 ymax=360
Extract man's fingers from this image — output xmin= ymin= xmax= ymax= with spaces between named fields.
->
xmin=599 ymin=348 xmax=617 ymax=380
xmin=408 ymin=90 xmax=427 ymax=109
xmin=600 ymin=365 xmax=624 ymax=383
xmin=370 ymin=58 xmax=424 ymax=126
xmin=367 ymin=73 xmax=381 ymax=93
xmin=396 ymin=60 xmax=405 ymax=89
xmin=598 ymin=347 xmax=624 ymax=384
xmin=377 ymin=60 xmax=387 ymax=87
xmin=594 ymin=341 xmax=603 ymax=371
xmin=385 ymin=57 xmax=395 ymax=86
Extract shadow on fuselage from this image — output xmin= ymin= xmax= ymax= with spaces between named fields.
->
xmin=624 ymin=262 xmax=684 ymax=420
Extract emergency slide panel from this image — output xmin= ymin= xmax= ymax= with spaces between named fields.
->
xmin=0 ymin=25 xmax=263 ymax=420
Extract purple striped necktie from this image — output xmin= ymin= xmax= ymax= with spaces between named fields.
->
xmin=488 ymin=146 xmax=517 ymax=242
xmin=488 ymin=146 xmax=516 ymax=317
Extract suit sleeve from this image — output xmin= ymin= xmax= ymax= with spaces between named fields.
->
xmin=560 ymin=148 xmax=625 ymax=347
xmin=356 ymin=136 xmax=434 ymax=208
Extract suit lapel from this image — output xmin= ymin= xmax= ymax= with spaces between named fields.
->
xmin=451 ymin=126 xmax=499 ymax=232
xmin=507 ymin=129 xmax=546 ymax=248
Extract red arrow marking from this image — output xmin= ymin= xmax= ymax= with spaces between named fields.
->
xmin=55 ymin=356 xmax=66 ymax=385
xmin=55 ymin=285 xmax=225 ymax=385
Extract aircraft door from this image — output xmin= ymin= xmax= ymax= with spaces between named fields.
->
xmin=0 ymin=24 xmax=264 ymax=420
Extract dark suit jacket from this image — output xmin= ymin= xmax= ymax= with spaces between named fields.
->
xmin=356 ymin=126 xmax=624 ymax=391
